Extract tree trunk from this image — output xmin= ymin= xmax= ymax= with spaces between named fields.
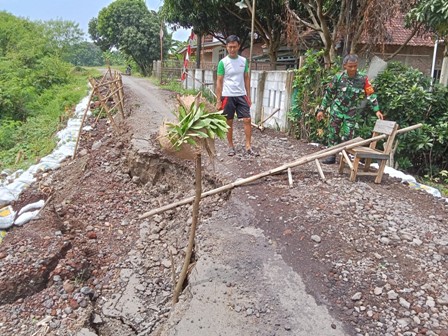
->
xmin=172 ymin=153 xmax=202 ymax=304
xmin=440 ymin=43 xmax=448 ymax=87
xmin=196 ymin=33 xmax=202 ymax=69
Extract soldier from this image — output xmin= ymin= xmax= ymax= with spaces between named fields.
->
xmin=316 ymin=54 xmax=383 ymax=164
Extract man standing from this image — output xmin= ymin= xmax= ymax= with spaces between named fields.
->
xmin=316 ymin=54 xmax=383 ymax=164
xmin=215 ymin=35 xmax=257 ymax=156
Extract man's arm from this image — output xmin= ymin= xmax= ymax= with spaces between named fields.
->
xmin=364 ymin=78 xmax=383 ymax=119
xmin=215 ymin=75 xmax=224 ymax=110
xmin=215 ymin=59 xmax=225 ymax=110
xmin=244 ymin=70 xmax=251 ymax=106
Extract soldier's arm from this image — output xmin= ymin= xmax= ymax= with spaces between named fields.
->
xmin=364 ymin=78 xmax=383 ymax=119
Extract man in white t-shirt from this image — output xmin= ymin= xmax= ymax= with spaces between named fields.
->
xmin=215 ymin=35 xmax=257 ymax=156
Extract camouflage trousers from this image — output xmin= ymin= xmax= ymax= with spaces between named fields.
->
xmin=327 ymin=110 xmax=360 ymax=146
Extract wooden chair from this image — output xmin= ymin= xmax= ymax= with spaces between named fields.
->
xmin=339 ymin=120 xmax=399 ymax=184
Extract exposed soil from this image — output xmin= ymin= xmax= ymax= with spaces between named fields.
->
xmin=0 ymin=75 xmax=447 ymax=336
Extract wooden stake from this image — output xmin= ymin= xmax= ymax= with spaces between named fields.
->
xmin=172 ymin=153 xmax=202 ymax=304
xmin=287 ymin=168 xmax=293 ymax=187
xmin=314 ymin=159 xmax=326 ymax=182
xmin=73 ymin=90 xmax=94 ymax=159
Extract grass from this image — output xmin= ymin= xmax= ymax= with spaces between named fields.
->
xmin=0 ymin=67 xmax=96 ymax=172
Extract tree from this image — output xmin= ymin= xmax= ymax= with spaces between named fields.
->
xmin=162 ymin=0 xmax=288 ymax=70
xmin=64 ymin=42 xmax=104 ymax=66
xmin=38 ymin=20 xmax=85 ymax=58
xmin=90 ymin=0 xmax=169 ymax=75
xmin=285 ymin=0 xmax=412 ymax=67
xmin=407 ymin=0 xmax=448 ymax=85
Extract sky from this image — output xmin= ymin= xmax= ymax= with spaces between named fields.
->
xmin=0 ymin=0 xmax=190 ymax=41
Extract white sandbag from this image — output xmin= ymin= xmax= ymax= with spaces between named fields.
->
xmin=18 ymin=199 xmax=45 ymax=216
xmin=0 ymin=188 xmax=17 ymax=207
xmin=0 ymin=205 xmax=15 ymax=229
xmin=14 ymin=209 xmax=40 ymax=226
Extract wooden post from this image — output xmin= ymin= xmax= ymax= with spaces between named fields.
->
xmin=284 ymin=71 xmax=295 ymax=131
xmin=72 ymin=90 xmax=94 ymax=159
xmin=315 ymin=159 xmax=326 ymax=181
xmin=254 ymin=71 xmax=266 ymax=124
xmin=172 ymin=154 xmax=202 ymax=304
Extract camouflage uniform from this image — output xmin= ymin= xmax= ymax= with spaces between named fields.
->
xmin=319 ymin=71 xmax=380 ymax=145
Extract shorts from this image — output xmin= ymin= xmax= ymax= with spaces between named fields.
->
xmin=221 ymin=96 xmax=251 ymax=120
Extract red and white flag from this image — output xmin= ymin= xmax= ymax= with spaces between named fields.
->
xmin=181 ymin=30 xmax=195 ymax=81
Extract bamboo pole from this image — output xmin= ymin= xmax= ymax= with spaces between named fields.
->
xmin=72 ymin=90 xmax=94 ymax=159
xmin=94 ymin=78 xmax=122 ymax=88
xmin=117 ymin=73 xmax=125 ymax=118
xmin=172 ymin=154 xmax=202 ymax=304
xmin=139 ymin=123 xmax=422 ymax=219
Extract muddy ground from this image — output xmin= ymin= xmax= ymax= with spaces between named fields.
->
xmin=0 ymin=75 xmax=447 ymax=336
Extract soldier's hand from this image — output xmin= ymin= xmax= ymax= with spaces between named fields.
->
xmin=215 ymin=101 xmax=222 ymax=110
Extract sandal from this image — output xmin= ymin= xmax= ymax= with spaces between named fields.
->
xmin=246 ymin=148 xmax=259 ymax=156
xmin=227 ymin=147 xmax=236 ymax=156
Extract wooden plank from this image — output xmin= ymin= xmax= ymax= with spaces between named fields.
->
xmin=373 ymin=120 xmax=397 ymax=135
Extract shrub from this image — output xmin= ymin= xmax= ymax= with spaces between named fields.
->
xmin=288 ymin=50 xmax=339 ymax=142
xmin=374 ymin=62 xmax=448 ymax=175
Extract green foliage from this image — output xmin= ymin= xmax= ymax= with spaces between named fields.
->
xmin=91 ymin=0 xmax=171 ymax=76
xmin=37 ymin=19 xmax=85 ymax=58
xmin=0 ymin=119 xmax=22 ymax=151
xmin=102 ymin=50 xmax=128 ymax=66
xmin=407 ymin=0 xmax=448 ymax=37
xmin=373 ymin=62 xmax=448 ymax=175
xmin=162 ymin=0 xmax=250 ymax=45
xmin=288 ymin=50 xmax=339 ymax=142
xmin=166 ymin=102 xmax=229 ymax=149
xmin=64 ymin=42 xmax=105 ymax=66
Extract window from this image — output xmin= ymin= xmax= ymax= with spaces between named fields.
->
xmin=218 ymin=48 xmax=226 ymax=61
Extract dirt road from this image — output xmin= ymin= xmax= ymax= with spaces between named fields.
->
xmin=0 ymin=74 xmax=447 ymax=336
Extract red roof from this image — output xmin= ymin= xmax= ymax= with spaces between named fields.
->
xmin=384 ymin=16 xmax=434 ymax=47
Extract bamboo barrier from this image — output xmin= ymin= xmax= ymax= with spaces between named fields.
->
xmin=139 ymin=123 xmax=422 ymax=219
xmin=72 ymin=67 xmax=125 ymax=158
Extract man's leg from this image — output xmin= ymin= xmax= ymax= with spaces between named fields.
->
xmin=226 ymin=118 xmax=234 ymax=149
xmin=322 ymin=117 xmax=342 ymax=164
xmin=222 ymin=97 xmax=236 ymax=156
xmin=243 ymin=117 xmax=252 ymax=150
